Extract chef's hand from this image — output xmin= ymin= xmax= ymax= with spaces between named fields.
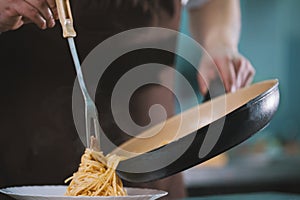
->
xmin=188 ymin=0 xmax=255 ymax=95
xmin=0 ymin=0 xmax=58 ymax=32
xmin=198 ymin=47 xmax=255 ymax=95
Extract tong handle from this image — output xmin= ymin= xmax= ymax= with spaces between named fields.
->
xmin=55 ymin=0 xmax=76 ymax=38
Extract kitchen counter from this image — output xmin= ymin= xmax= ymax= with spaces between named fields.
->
xmin=183 ymin=155 xmax=300 ymax=196
xmin=182 ymin=193 xmax=300 ymax=200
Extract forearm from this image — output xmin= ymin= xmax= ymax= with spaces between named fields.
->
xmin=188 ymin=0 xmax=241 ymax=53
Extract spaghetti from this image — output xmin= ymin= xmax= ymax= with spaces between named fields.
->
xmin=65 ymin=139 xmax=127 ymax=196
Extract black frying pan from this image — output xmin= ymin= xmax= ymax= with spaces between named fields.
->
xmin=112 ymin=79 xmax=279 ymax=183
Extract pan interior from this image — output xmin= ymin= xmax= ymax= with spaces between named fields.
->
xmin=112 ymin=80 xmax=278 ymax=159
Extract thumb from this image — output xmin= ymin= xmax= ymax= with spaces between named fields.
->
xmin=22 ymin=17 xmax=32 ymax=24
xmin=198 ymin=74 xmax=208 ymax=95
xmin=198 ymin=57 xmax=222 ymax=96
xmin=11 ymin=17 xmax=24 ymax=30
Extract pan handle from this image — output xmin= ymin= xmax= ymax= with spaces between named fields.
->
xmin=55 ymin=0 xmax=76 ymax=38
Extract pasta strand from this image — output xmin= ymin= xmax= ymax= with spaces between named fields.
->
xmin=65 ymin=148 xmax=127 ymax=196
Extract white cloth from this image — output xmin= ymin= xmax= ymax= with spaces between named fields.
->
xmin=182 ymin=0 xmax=210 ymax=9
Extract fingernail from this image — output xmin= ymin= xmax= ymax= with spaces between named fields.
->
xmin=231 ymin=85 xmax=237 ymax=92
xmin=49 ymin=19 xmax=55 ymax=28
xmin=42 ymin=23 xmax=47 ymax=30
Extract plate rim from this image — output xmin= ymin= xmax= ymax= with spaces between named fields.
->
xmin=0 ymin=185 xmax=168 ymax=199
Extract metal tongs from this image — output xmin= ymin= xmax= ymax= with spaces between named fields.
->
xmin=55 ymin=0 xmax=100 ymax=148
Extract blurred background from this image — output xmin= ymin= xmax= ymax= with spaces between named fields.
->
xmin=177 ymin=0 xmax=300 ymax=196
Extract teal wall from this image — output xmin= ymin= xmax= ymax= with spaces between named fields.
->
xmin=239 ymin=0 xmax=300 ymax=140
xmin=177 ymin=0 xmax=300 ymax=141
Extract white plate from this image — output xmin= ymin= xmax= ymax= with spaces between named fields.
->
xmin=0 ymin=185 xmax=167 ymax=200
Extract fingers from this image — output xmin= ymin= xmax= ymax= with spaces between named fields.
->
xmin=14 ymin=1 xmax=47 ymax=29
xmin=233 ymin=55 xmax=255 ymax=88
xmin=198 ymin=73 xmax=208 ymax=95
xmin=22 ymin=17 xmax=32 ymax=24
xmin=24 ymin=0 xmax=55 ymax=28
xmin=12 ymin=0 xmax=56 ymax=30
xmin=214 ymin=57 xmax=237 ymax=93
xmin=198 ymin=57 xmax=218 ymax=95
xmin=243 ymin=70 xmax=254 ymax=87
xmin=233 ymin=57 xmax=243 ymax=88
xmin=198 ymin=53 xmax=255 ymax=96
xmin=46 ymin=0 xmax=58 ymax=20
xmin=0 ymin=0 xmax=57 ymax=32
xmin=0 ymin=12 xmax=23 ymax=32
xmin=198 ymin=56 xmax=234 ymax=95
xmin=10 ymin=16 xmax=24 ymax=30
